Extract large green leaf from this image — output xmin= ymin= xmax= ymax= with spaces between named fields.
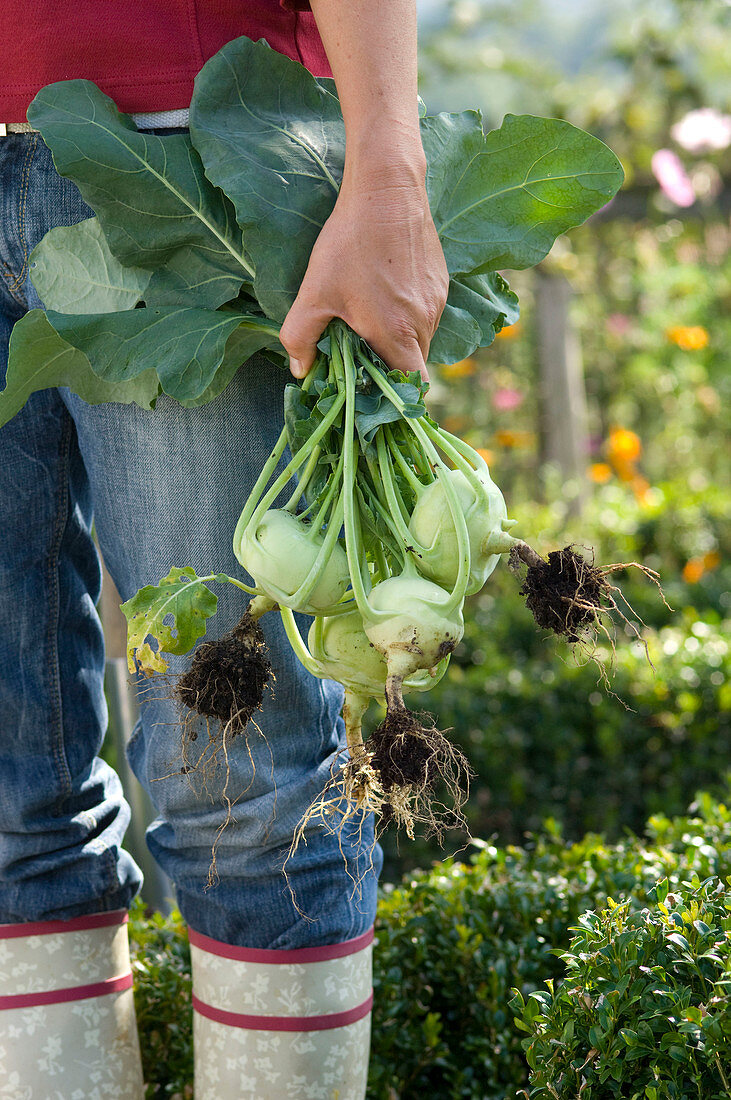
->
xmin=121 ymin=566 xmax=219 ymax=675
xmin=421 ymin=111 xmax=624 ymax=275
xmin=429 ymin=272 xmax=520 ymax=364
xmin=30 ymin=217 xmax=150 ymax=313
xmin=45 ymin=307 xmax=281 ymax=405
xmin=190 ymin=37 xmax=345 ymax=320
xmin=0 ymin=310 xmax=159 ymax=428
xmin=28 ymin=81 xmax=253 ymax=309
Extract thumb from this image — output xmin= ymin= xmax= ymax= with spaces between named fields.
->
xmin=280 ymin=293 xmax=333 ymax=379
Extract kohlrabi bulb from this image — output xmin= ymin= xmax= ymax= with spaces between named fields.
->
xmin=236 ymin=509 xmax=349 ymax=613
xmin=364 ymin=575 xmax=464 ymax=679
xmin=408 ymin=468 xmax=508 ymax=594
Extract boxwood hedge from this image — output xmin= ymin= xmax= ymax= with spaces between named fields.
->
xmin=130 ymin=789 xmax=730 ymax=1099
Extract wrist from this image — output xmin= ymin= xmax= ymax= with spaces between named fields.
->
xmin=344 ymin=127 xmax=427 ymax=189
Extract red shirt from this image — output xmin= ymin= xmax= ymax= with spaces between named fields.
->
xmin=0 ymin=1 xmax=330 ymax=123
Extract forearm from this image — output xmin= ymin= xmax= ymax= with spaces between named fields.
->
xmin=280 ymin=0 xmax=447 ymax=380
xmin=308 ymin=0 xmax=425 ymax=177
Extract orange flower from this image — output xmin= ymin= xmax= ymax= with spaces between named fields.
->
xmin=612 ymin=457 xmax=639 ymax=483
xmin=631 ymin=475 xmax=651 ymax=504
xmin=683 ymin=557 xmax=706 ymax=584
xmin=608 ymin=427 xmax=642 ymax=463
xmin=476 ymin=447 xmax=495 ymax=466
xmin=495 ymin=321 xmax=522 ymax=341
xmin=682 ymin=551 xmax=720 ymax=584
xmin=589 ymin=463 xmax=613 ymax=483
xmin=666 ymin=325 xmax=709 ymax=350
xmin=494 ymin=429 xmax=535 ymax=448
xmin=440 ymin=358 xmax=476 ymax=379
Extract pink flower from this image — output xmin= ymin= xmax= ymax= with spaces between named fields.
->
xmin=492 ymin=387 xmax=524 ymax=412
xmin=671 ymin=108 xmax=731 ymax=154
xmin=651 ymin=150 xmax=696 ymax=208
xmin=606 ymin=313 xmax=631 ymax=338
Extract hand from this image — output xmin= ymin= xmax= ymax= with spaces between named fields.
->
xmin=279 ymin=157 xmax=449 ymax=383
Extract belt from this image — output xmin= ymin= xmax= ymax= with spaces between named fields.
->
xmin=0 ymin=123 xmax=38 ymax=135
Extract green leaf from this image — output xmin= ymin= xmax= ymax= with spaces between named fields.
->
xmin=190 ymin=37 xmax=345 ymax=320
xmin=284 ymin=382 xmax=317 ymax=456
xmin=430 ymin=271 xmax=520 ymax=363
xmin=428 ymin=301 xmax=482 ymax=365
xmin=121 ymin=566 xmax=219 ymax=675
xmin=0 ymin=310 xmax=159 ymax=428
xmin=421 ymin=110 xmax=624 ymax=275
xmin=45 ymin=307 xmax=280 ymax=405
xmin=353 ymin=380 xmax=425 ymax=445
xmin=28 ymin=80 xmax=252 ymax=309
xmin=30 ymin=218 xmax=150 ymax=313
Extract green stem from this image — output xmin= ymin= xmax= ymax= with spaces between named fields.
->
xmin=422 ymin=420 xmax=490 ymax=498
xmin=372 ymin=541 xmax=391 ymax=583
xmin=376 ymin=433 xmax=427 ymax=558
xmin=311 ymin=446 xmax=346 ymax=531
xmin=232 ymin=424 xmax=290 ymax=552
xmin=385 ymin=424 xmax=425 ymax=495
xmin=236 ymin=387 xmax=346 ymax=549
xmin=336 ymin=329 xmax=389 ymax=624
xmin=404 ymin=424 xmax=434 ymax=480
xmin=200 ymin=571 xmax=259 ymax=596
xmin=232 ymin=368 xmax=319 ymax=550
xmin=285 ymin=444 xmax=321 ymax=513
xmin=357 ymin=477 xmax=406 ymax=564
xmin=279 ymin=607 xmax=322 ymax=676
xmin=360 ymin=357 xmax=470 ymax=614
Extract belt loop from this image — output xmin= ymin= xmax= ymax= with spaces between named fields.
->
xmin=0 ymin=123 xmax=38 ymax=135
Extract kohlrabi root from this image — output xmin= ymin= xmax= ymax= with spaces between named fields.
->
xmin=367 ymin=703 xmax=472 ymax=838
xmin=509 ymin=542 xmax=670 ymax=681
xmin=173 ymin=607 xmax=272 ymax=735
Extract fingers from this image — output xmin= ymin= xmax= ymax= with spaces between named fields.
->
xmin=281 ymin=296 xmax=431 ymax=384
xmin=367 ymin=330 xmax=430 ymax=384
xmin=280 ymin=294 xmax=333 ymax=379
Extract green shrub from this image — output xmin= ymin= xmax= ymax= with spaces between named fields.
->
xmin=129 ymin=790 xmax=731 ymax=1099
xmin=129 ymin=904 xmax=193 ymax=1099
xmin=511 ymin=877 xmax=731 ymax=1099
xmin=384 ymin=593 xmax=730 ymax=879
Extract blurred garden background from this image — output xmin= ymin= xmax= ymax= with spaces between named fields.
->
xmin=381 ymin=0 xmax=731 ymax=878
xmin=113 ymin=1 xmax=731 ymax=1094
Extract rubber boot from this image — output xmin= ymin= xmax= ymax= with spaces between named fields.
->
xmin=190 ymin=925 xmax=374 ymax=1099
xmin=0 ymin=910 xmax=145 ymax=1098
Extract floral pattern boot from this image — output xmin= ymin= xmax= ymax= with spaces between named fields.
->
xmin=189 ymin=926 xmax=374 ymax=1100
xmin=0 ymin=910 xmax=144 ymax=1100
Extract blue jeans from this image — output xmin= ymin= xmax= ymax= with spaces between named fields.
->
xmin=0 ymin=131 xmax=381 ymax=946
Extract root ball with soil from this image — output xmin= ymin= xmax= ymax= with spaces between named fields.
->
xmin=509 ymin=541 xmax=670 ymax=673
xmin=173 ymin=607 xmax=272 ymax=736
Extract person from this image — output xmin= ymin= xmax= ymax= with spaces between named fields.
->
xmin=0 ymin=1 xmax=448 ymax=1096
